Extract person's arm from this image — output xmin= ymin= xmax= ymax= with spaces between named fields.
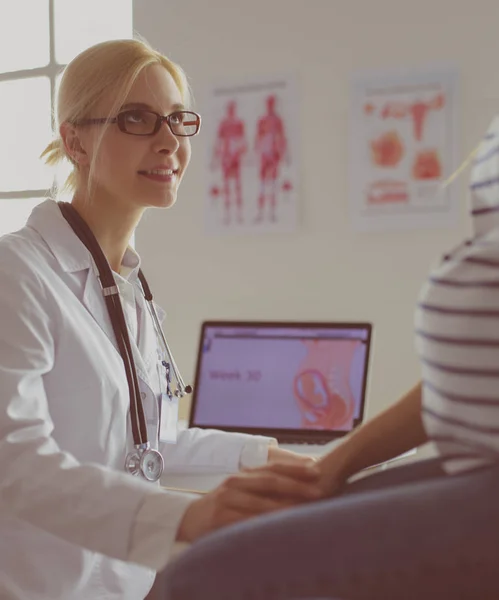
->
xmin=318 ymin=382 xmax=427 ymax=495
xmin=0 ymin=259 xmax=323 ymax=573
xmin=0 ymin=261 xmax=192 ymax=566
xmin=175 ymin=461 xmax=322 ymax=543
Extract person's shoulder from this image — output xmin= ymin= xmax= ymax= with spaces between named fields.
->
xmin=0 ymin=226 xmax=49 ymax=281
xmin=429 ymin=230 xmax=499 ymax=287
xmin=0 ymin=225 xmax=42 ymax=259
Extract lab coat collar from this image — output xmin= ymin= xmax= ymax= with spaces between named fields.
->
xmin=27 ymin=199 xmax=94 ymax=273
xmin=27 ymin=199 xmax=159 ymax=390
xmin=33 ymin=201 xmax=120 ymax=352
xmin=27 ymin=198 xmax=145 ymax=285
xmin=28 ymin=199 xmax=122 ymax=364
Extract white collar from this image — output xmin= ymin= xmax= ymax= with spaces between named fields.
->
xmin=27 ymin=199 xmax=142 ymax=277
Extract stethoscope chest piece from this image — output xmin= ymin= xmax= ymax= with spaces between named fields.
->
xmin=125 ymin=445 xmax=164 ymax=482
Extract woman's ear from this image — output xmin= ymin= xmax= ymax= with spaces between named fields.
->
xmin=60 ymin=122 xmax=89 ymax=167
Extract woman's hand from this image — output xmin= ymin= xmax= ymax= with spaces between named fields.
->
xmin=176 ymin=461 xmax=322 ymax=543
xmin=267 ymin=445 xmax=349 ymax=498
xmin=267 ymin=445 xmax=318 ymax=467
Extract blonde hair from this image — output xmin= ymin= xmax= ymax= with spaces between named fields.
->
xmin=40 ymin=38 xmax=191 ymax=195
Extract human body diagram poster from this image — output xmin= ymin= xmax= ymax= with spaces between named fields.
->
xmin=204 ymin=75 xmax=299 ymax=234
xmin=349 ymin=68 xmax=459 ymax=232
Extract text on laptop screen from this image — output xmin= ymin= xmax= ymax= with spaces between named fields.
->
xmin=191 ymin=324 xmax=370 ymax=432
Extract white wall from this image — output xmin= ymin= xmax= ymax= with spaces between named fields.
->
xmin=133 ymin=0 xmax=499 ymax=419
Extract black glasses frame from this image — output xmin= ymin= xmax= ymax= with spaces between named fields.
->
xmin=74 ymin=109 xmax=201 ymax=137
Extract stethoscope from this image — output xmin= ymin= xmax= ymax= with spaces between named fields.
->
xmin=58 ymin=202 xmax=192 ymax=482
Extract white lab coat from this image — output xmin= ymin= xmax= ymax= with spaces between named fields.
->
xmin=0 ymin=199 xmax=272 ymax=600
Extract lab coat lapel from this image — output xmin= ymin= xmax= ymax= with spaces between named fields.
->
xmin=82 ymin=270 xmax=155 ymax=389
xmin=27 ymin=199 xmax=117 ymax=348
xmin=128 ymin=317 xmax=153 ymax=392
xmin=29 ymin=199 xmax=157 ymax=391
xmin=81 ymin=267 xmax=119 ymax=352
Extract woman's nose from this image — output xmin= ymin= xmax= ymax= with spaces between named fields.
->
xmin=153 ymin=121 xmax=180 ymax=154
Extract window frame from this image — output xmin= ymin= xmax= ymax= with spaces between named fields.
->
xmin=0 ymin=0 xmax=133 ymax=203
xmin=0 ymin=0 xmax=59 ymax=201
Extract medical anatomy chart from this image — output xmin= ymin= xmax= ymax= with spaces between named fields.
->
xmin=349 ymin=68 xmax=459 ymax=232
xmin=204 ymin=75 xmax=300 ymax=235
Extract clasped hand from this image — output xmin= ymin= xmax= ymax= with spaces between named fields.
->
xmin=177 ymin=452 xmax=326 ymax=543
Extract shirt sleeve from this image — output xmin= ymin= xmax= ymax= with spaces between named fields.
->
xmin=128 ymin=489 xmax=198 ymax=570
xmin=239 ymin=435 xmax=278 ymax=469
xmin=160 ymin=427 xmax=277 ymax=474
xmin=129 ymin=438 xmax=277 ymax=570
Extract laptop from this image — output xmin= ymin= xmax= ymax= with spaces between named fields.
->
xmin=189 ymin=321 xmax=372 ymax=448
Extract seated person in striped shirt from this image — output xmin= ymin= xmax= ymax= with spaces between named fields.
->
xmin=318 ymin=118 xmax=499 ymax=490
xmin=160 ymin=121 xmax=499 ymax=600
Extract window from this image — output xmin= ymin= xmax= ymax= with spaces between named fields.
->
xmin=0 ymin=0 xmax=133 ymax=237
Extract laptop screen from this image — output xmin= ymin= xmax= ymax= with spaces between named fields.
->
xmin=189 ymin=321 xmax=372 ymax=443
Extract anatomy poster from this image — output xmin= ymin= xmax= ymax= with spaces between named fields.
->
xmin=349 ymin=68 xmax=459 ymax=232
xmin=204 ymin=75 xmax=299 ymax=234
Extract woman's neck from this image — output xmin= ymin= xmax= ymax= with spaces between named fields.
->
xmin=71 ymin=189 xmax=143 ymax=272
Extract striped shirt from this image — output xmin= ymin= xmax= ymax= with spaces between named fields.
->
xmin=416 ymin=117 xmax=499 ymax=473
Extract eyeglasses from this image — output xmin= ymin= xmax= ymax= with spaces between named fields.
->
xmin=74 ymin=109 xmax=201 ymax=137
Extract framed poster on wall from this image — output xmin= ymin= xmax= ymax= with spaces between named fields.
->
xmin=203 ymin=74 xmax=300 ymax=235
xmin=349 ymin=67 xmax=459 ymax=232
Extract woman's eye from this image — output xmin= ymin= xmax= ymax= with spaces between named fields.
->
xmin=170 ymin=112 xmax=184 ymax=125
xmin=126 ymin=111 xmax=145 ymax=123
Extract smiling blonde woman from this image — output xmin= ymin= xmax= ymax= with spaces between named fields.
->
xmin=0 ymin=38 xmax=321 ymax=600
